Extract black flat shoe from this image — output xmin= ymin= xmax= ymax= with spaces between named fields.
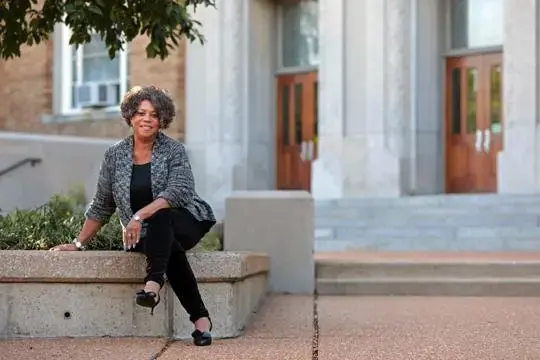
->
xmin=135 ymin=290 xmax=160 ymax=315
xmin=192 ymin=318 xmax=213 ymax=346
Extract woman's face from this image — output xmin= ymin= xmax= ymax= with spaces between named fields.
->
xmin=131 ymin=100 xmax=160 ymax=140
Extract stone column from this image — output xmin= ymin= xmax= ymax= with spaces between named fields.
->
xmin=411 ymin=0 xmax=445 ymax=194
xmin=185 ymin=1 xmax=248 ymax=214
xmin=186 ymin=0 xmax=277 ymax=214
xmin=498 ymin=0 xmax=538 ymax=193
xmin=384 ymin=0 xmax=411 ymax=159
xmin=340 ymin=0 xmax=409 ymax=197
xmin=313 ymin=0 xmax=413 ymax=198
xmin=311 ymin=0 xmax=345 ymax=199
xmin=383 ymin=0 xmax=412 ymax=195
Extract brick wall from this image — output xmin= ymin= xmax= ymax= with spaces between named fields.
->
xmin=0 ymin=35 xmax=186 ymax=140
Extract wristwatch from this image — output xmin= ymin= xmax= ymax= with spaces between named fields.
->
xmin=72 ymin=238 xmax=86 ymax=251
xmin=133 ymin=214 xmax=143 ymax=223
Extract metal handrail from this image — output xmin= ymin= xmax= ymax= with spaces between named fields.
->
xmin=0 ymin=158 xmax=42 ymax=177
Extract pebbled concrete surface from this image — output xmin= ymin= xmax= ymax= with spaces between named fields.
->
xmin=160 ymin=338 xmax=312 ymax=360
xmin=318 ymin=296 xmax=540 ymax=359
xmin=161 ymin=295 xmax=314 ymax=360
xmin=242 ymin=294 xmax=313 ymax=339
xmin=3 ymin=295 xmax=540 ymax=359
xmin=0 ymin=337 xmax=167 ymax=360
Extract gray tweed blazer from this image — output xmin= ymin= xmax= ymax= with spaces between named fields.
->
xmin=85 ymin=132 xmax=215 ymax=236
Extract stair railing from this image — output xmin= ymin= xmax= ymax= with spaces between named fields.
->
xmin=0 ymin=158 xmax=42 ymax=178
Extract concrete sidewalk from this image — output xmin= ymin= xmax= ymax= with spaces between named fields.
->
xmin=0 ymin=295 xmax=313 ymax=360
xmin=3 ymin=295 xmax=540 ymax=359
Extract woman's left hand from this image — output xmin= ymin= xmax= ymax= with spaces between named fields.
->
xmin=124 ymin=219 xmax=142 ymax=249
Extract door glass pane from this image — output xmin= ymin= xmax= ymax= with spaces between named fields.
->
xmin=490 ymin=65 xmax=502 ymax=134
xmin=451 ymin=68 xmax=462 ymax=134
xmin=281 ymin=0 xmax=319 ymax=68
xmin=449 ymin=0 xmax=503 ymax=49
xmin=466 ymin=68 xmax=478 ymax=133
xmin=282 ymin=85 xmax=290 ymax=145
xmin=294 ymin=83 xmax=303 ymax=144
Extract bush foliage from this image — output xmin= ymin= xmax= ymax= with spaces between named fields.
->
xmin=0 ymin=187 xmax=222 ymax=251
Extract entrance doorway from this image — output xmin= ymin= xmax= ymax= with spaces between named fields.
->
xmin=445 ymin=53 xmax=503 ymax=193
xmin=276 ymin=72 xmax=318 ymax=191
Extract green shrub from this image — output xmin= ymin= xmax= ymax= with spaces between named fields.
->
xmin=0 ymin=187 xmax=222 ymax=252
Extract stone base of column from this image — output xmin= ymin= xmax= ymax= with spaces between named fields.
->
xmin=498 ymin=0 xmax=539 ymax=194
xmin=186 ymin=142 xmax=242 ymax=214
xmin=312 ymin=135 xmax=402 ymax=199
xmin=497 ymin=125 xmax=539 ymax=194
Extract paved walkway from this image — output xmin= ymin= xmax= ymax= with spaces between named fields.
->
xmin=3 ymin=295 xmax=540 ymax=359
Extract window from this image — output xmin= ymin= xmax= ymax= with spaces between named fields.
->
xmin=449 ymin=0 xmax=503 ymax=49
xmin=279 ymin=0 xmax=319 ymax=68
xmin=59 ymin=27 xmax=128 ymax=114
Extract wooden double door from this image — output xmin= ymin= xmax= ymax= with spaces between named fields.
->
xmin=446 ymin=53 xmax=503 ymax=193
xmin=276 ymin=72 xmax=318 ymax=191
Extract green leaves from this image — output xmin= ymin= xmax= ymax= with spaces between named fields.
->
xmin=0 ymin=188 xmax=223 ymax=252
xmin=0 ymin=189 xmax=122 ymax=250
xmin=0 ymin=0 xmax=216 ymax=60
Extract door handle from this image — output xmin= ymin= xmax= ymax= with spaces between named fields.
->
xmin=483 ymin=129 xmax=491 ymax=153
xmin=300 ymin=141 xmax=307 ymax=161
xmin=475 ymin=129 xmax=483 ymax=153
xmin=307 ymin=140 xmax=314 ymax=161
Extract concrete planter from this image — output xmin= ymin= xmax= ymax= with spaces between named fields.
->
xmin=0 ymin=250 xmax=269 ymax=339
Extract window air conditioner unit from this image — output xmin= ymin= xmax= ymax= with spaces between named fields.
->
xmin=75 ymin=82 xmax=119 ymax=109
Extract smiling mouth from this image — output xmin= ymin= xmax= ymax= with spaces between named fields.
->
xmin=140 ymin=126 xmax=153 ymax=131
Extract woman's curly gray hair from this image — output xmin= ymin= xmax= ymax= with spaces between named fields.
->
xmin=120 ymin=85 xmax=176 ymax=129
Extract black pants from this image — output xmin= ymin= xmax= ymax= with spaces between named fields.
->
xmin=132 ymin=207 xmax=215 ymax=323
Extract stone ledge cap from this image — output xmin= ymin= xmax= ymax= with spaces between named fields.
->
xmin=0 ymin=250 xmax=269 ymax=283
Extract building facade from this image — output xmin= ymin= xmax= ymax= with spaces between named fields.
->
xmin=0 ymin=27 xmax=186 ymax=140
xmin=184 ymin=0 xmax=540 ymax=209
xmin=1 ymin=0 xmax=539 ymax=212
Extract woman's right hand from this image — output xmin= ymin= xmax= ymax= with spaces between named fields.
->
xmin=49 ymin=243 xmax=78 ymax=251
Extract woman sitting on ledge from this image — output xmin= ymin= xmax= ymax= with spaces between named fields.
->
xmin=50 ymin=85 xmax=216 ymax=347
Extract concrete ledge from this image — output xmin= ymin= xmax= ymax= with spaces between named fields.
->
xmin=0 ymin=251 xmax=268 ymax=283
xmin=0 ymin=251 xmax=269 ymax=339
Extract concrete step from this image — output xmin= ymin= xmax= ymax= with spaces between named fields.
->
xmin=317 ymin=257 xmax=540 ymax=279
xmin=315 ymin=194 xmax=540 ymax=210
xmin=317 ymin=278 xmax=540 ymax=296
xmin=314 ymin=195 xmax=540 ymax=252
xmin=316 ymin=225 xmax=540 ymax=240
xmin=315 ymin=224 xmax=540 ymax=251
xmin=315 ymin=212 xmax=540 ymax=227
xmin=314 ymin=237 xmax=540 ymax=251
xmin=315 ymin=252 xmax=540 ymax=296
xmin=316 ymin=203 xmax=540 ymax=214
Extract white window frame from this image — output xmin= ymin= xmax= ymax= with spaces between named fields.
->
xmin=59 ymin=25 xmax=128 ymax=115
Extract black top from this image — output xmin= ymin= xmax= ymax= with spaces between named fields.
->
xmin=130 ymin=163 xmax=154 ymax=214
